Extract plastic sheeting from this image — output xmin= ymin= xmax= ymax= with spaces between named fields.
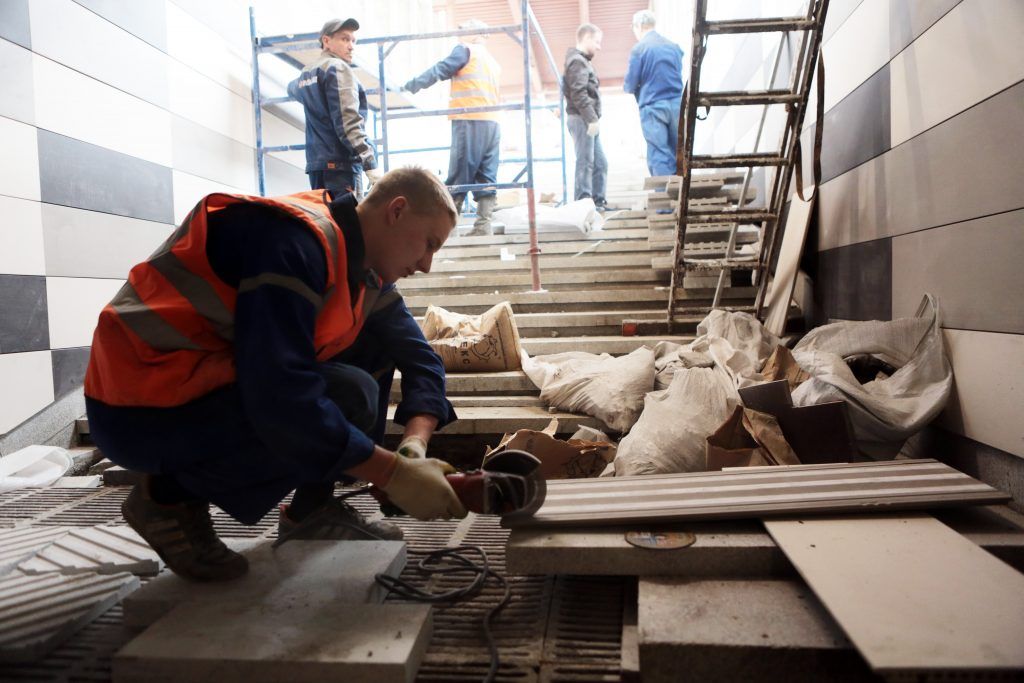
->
xmin=492 ymin=198 xmax=605 ymax=235
xmin=0 ymin=445 xmax=73 ymax=492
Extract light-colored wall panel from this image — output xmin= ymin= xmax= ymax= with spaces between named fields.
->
xmin=0 ymin=196 xmax=45 ymax=276
xmin=260 ymin=111 xmax=306 ymax=169
xmin=32 ymin=55 xmax=173 ymax=167
xmin=169 ymin=0 xmax=251 ymax=52
xmin=0 ymin=115 xmax=40 ymax=201
xmin=165 ymin=1 xmax=251 ymax=100
xmin=820 ymin=0 xmax=892 ymax=113
xmin=171 ymin=115 xmax=255 ymax=190
xmin=42 ymin=204 xmax=172 ymax=279
xmin=890 ymin=0 xmax=1024 ymax=146
xmin=892 ymin=209 xmax=1024 ymax=335
xmin=817 ymin=81 xmax=1024 ymax=251
xmin=0 ymin=38 xmax=34 ymax=125
xmin=74 ymin=0 xmax=168 ymax=52
xmin=171 ymin=169 xmax=249 ymax=224
xmin=45 ymin=277 xmax=123 ymax=349
xmin=29 ymin=0 xmax=170 ymax=109
xmin=167 ymin=58 xmax=253 ymax=147
xmin=0 ymin=351 xmax=54 ymax=434
xmin=939 ymin=329 xmax=1024 ymax=458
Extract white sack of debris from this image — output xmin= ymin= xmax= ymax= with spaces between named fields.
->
xmin=790 ymin=294 xmax=952 ymax=458
xmin=521 ymin=346 xmax=656 ymax=433
xmin=492 ymin=198 xmax=605 ymax=235
xmin=421 ymin=301 xmax=523 ymax=372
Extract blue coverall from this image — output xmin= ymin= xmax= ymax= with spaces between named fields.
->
xmin=624 ymin=31 xmax=686 ymax=177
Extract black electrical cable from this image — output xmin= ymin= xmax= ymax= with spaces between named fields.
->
xmin=375 ymin=545 xmax=511 ymax=683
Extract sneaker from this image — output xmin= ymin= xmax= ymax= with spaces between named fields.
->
xmin=121 ymin=478 xmax=248 ymax=582
xmin=278 ymin=495 xmax=404 ymax=542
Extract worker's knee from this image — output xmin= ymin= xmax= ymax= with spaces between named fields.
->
xmin=317 ymin=362 xmax=380 ymax=433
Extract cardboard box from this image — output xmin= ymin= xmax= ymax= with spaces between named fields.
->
xmin=485 ymin=419 xmax=615 ymax=480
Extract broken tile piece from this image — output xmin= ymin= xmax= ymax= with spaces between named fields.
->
xmin=122 ymin=539 xmax=406 ymax=628
xmin=18 ymin=525 xmax=161 ymax=576
xmin=0 ymin=526 xmax=70 ymax=576
xmin=53 ymin=475 xmax=102 ymax=488
xmin=0 ymin=570 xmax=139 ymax=662
xmin=114 ymin=599 xmax=431 ymax=683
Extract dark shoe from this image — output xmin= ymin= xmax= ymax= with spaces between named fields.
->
xmin=278 ymin=495 xmax=404 ymax=542
xmin=122 ymin=479 xmax=248 ymax=582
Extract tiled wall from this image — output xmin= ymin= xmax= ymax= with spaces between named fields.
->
xmin=0 ymin=0 xmax=307 ymax=436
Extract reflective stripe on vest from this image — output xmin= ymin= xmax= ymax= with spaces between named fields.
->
xmin=84 ymin=191 xmax=368 ymax=408
xmin=450 ymin=45 xmax=501 ymax=121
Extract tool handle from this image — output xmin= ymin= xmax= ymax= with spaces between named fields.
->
xmin=370 ymin=472 xmax=489 ymax=516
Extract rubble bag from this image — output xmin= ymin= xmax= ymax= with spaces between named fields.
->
xmin=790 ymin=294 xmax=953 ymax=458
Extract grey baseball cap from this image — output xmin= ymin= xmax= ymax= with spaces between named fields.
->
xmin=320 ymin=18 xmax=359 ymax=37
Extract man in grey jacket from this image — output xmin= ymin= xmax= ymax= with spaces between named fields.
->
xmin=562 ymin=23 xmax=607 ymax=210
xmin=288 ymin=18 xmax=382 ymax=197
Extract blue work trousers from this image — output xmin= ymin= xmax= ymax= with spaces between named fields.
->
xmin=567 ymin=115 xmax=607 ymax=203
xmin=446 ymin=119 xmax=500 ymax=203
xmin=639 ymin=97 xmax=682 ymax=177
xmin=86 ymin=359 xmax=394 ymax=525
xmin=309 ymin=167 xmax=363 ymax=199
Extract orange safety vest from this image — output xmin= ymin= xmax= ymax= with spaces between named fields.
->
xmin=449 ymin=44 xmax=501 ymax=121
xmin=84 ymin=191 xmax=386 ymax=408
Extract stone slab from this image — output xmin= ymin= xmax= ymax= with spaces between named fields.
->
xmin=122 ymin=539 xmax=406 ymax=629
xmin=113 ymin=600 xmax=432 ymax=683
xmin=0 ymin=569 xmax=139 ymax=661
xmin=53 ymin=475 xmax=102 ymax=488
xmin=18 ymin=525 xmax=161 ymax=576
xmin=102 ymin=465 xmax=144 ymax=486
xmin=0 ymin=526 xmax=69 ymax=576
xmin=638 ymin=578 xmax=870 ymax=682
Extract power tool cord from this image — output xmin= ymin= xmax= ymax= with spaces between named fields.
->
xmin=375 ymin=545 xmax=511 ymax=683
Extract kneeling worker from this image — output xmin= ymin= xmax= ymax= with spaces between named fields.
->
xmin=84 ymin=168 xmax=464 ymax=581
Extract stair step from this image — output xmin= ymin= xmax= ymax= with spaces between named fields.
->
xmin=430 ymin=253 xmax=663 ymax=274
xmin=402 ymin=268 xmax=665 ymax=293
xmin=691 ymin=153 xmax=786 ymax=169
xmin=393 ymin=370 xmax=536 ymax=399
xmin=448 ymin=396 xmax=545 ymax=408
xmin=521 ymin=335 xmax=692 ymax=356
xmin=697 ymin=90 xmax=801 ymax=107
xmin=439 ymin=240 xmax=667 ymax=260
xmin=444 ymin=228 xmax=646 ymax=248
xmin=704 ymin=16 xmax=817 ymax=34
xmin=684 ymin=210 xmax=777 ymax=225
xmin=386 ymin=405 xmax=607 ymax=436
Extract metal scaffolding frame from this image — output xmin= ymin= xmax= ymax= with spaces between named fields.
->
xmin=249 ymin=0 xmax=567 ymax=292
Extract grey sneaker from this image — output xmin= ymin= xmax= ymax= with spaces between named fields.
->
xmin=278 ymin=495 xmax=404 ymax=542
xmin=121 ymin=478 xmax=248 ymax=582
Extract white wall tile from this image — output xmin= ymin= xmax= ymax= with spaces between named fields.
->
xmin=42 ymin=204 xmax=173 ymax=279
xmin=32 ymin=54 xmax=173 ymax=167
xmin=0 ymin=351 xmax=54 ymax=434
xmin=45 ymin=277 xmax=124 ymax=349
xmin=0 ymin=196 xmax=45 ymax=276
xmin=260 ymin=111 xmax=306 ymax=169
xmin=0 ymin=115 xmax=40 ymax=201
xmin=0 ymin=38 xmax=35 ymax=125
xmin=939 ymin=329 xmax=1024 ymax=458
xmin=167 ymin=58 xmax=253 ymax=147
xmin=820 ymin=0 xmax=892 ymax=113
xmin=169 ymin=0 xmax=251 ymax=52
xmin=165 ymin=1 xmax=251 ymax=100
xmin=29 ymin=0 xmax=170 ymax=109
xmin=890 ymin=0 xmax=1024 ymax=146
xmin=171 ymin=169 xmax=249 ymax=224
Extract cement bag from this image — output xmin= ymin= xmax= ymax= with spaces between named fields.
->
xmin=612 ymin=366 xmax=739 ymax=475
xmin=0 ymin=445 xmax=73 ymax=492
xmin=791 ymin=294 xmax=952 ymax=457
xmin=422 ymin=302 xmax=522 ymax=372
xmin=653 ymin=341 xmax=713 ymax=390
xmin=521 ymin=346 xmax=655 ymax=433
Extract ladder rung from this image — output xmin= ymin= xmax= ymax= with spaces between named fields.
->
xmin=684 ymin=210 xmax=776 ymax=224
xmin=704 ymin=17 xmax=817 ymax=34
xmin=698 ymin=90 xmax=801 ymax=107
xmin=691 ymin=153 xmax=785 ymax=169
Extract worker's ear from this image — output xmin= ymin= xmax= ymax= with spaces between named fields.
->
xmin=387 ymin=196 xmax=408 ymax=226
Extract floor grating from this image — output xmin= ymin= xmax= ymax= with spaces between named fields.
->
xmin=0 ymin=486 xmax=626 ymax=682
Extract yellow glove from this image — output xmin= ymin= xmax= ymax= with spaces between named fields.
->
xmin=381 ymin=457 xmax=467 ymax=520
xmin=396 ymin=435 xmax=427 ymax=459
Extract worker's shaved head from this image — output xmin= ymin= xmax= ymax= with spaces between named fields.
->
xmin=576 ymin=23 xmax=601 ymax=43
xmin=362 ymin=167 xmax=457 ymax=223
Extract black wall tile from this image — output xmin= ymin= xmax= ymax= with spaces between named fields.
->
xmin=51 ymin=346 xmax=91 ymax=397
xmin=73 ymin=0 xmax=167 ymax=52
xmin=0 ymin=275 xmax=49 ymax=353
xmin=38 ymin=130 xmax=174 ymax=224
xmin=813 ymin=238 xmax=892 ymax=323
xmin=0 ymin=0 xmax=31 ymax=49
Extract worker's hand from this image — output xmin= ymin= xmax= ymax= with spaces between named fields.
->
xmin=381 ymin=457 xmax=468 ymax=520
xmin=587 ymin=121 xmax=600 ymax=137
xmin=365 ymin=167 xmax=384 ymax=183
xmin=396 ymin=435 xmax=427 ymax=459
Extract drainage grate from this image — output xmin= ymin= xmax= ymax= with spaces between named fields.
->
xmin=38 ymin=488 xmax=129 ymax=526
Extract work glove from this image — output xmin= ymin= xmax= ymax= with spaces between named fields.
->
xmin=380 ymin=457 xmax=468 ymax=520
xmin=587 ymin=120 xmax=600 ymax=137
xmin=396 ymin=435 xmax=427 ymax=459
xmin=364 ymin=167 xmax=384 ymax=183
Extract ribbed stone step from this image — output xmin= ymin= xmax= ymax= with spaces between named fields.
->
xmin=444 ymin=228 xmax=646 ymax=248
xmin=431 ymin=253 xmax=660 ymax=274
xmin=438 ymin=240 xmax=664 ymax=260
xmin=448 ymin=395 xmax=545 ymax=408
xmin=401 ymin=268 xmax=665 ymax=294
xmin=386 ymin=405 xmax=605 ymax=435
xmin=393 ymin=370 xmax=537 ymax=399
xmin=521 ymin=335 xmax=691 ymax=356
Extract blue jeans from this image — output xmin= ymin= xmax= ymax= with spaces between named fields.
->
xmin=446 ymin=119 xmax=500 ymax=203
xmin=567 ymin=114 xmax=607 ymax=203
xmin=86 ymin=361 xmax=389 ymax=524
xmin=309 ymin=167 xmax=363 ymax=198
xmin=639 ymin=97 xmax=682 ymax=176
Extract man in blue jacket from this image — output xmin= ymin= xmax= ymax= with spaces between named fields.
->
xmin=623 ymin=10 xmax=685 ymax=177
xmin=289 ymin=18 xmax=382 ymax=197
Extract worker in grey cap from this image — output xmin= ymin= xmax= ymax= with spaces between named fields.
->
xmin=288 ymin=18 xmax=382 ymax=197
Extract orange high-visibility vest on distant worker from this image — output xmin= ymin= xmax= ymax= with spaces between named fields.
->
xmin=449 ymin=44 xmax=501 ymax=121
xmin=84 ymin=191 xmax=376 ymax=408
